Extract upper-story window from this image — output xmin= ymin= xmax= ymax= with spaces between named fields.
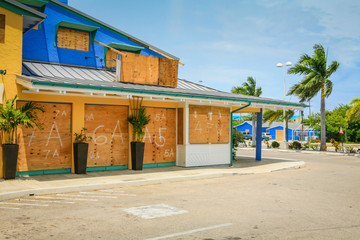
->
xmin=55 ymin=21 xmax=99 ymax=52
xmin=57 ymin=27 xmax=89 ymax=51
xmin=0 ymin=14 xmax=5 ymax=43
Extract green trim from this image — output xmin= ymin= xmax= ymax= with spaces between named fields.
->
xmin=16 ymin=168 xmax=71 ymax=176
xmin=31 ymin=81 xmax=308 ymax=108
xmin=143 ymin=162 xmax=176 ymax=168
xmin=49 ymin=0 xmax=129 ymax=40
xmin=86 ymin=165 xmax=128 ymax=172
xmin=109 ymin=42 xmax=144 ymax=52
xmin=230 ymin=102 xmax=251 ymax=166
xmin=55 ymin=21 xmax=99 ymax=51
xmin=0 ymin=1 xmax=46 ymax=19
xmin=16 ymin=0 xmax=47 ymax=8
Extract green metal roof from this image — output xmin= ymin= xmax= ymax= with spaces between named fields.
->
xmin=108 ymin=42 xmax=144 ymax=52
xmin=16 ymin=0 xmax=48 ymax=8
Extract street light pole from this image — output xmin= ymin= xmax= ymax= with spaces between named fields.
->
xmin=277 ymin=61 xmax=292 ymax=146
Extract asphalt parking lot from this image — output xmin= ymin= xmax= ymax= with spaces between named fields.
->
xmin=0 ymin=151 xmax=359 ymax=240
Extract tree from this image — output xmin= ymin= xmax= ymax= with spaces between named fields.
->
xmin=346 ymin=98 xmax=360 ymax=123
xmin=263 ymin=110 xmax=295 ymax=142
xmin=232 ymin=77 xmax=262 ymax=146
xmin=287 ymin=44 xmax=340 ymax=150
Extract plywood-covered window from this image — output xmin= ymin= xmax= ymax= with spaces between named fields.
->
xmin=0 ymin=14 xmax=5 ymax=43
xmin=57 ymin=27 xmax=89 ymax=51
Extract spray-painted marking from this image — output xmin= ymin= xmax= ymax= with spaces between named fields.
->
xmin=34 ymin=196 xmax=98 ymax=202
xmin=57 ymin=194 xmax=117 ymax=199
xmin=16 ymin=199 xmax=75 ymax=204
xmin=0 ymin=202 xmax=48 ymax=207
xmin=145 ymin=223 xmax=233 ymax=240
xmin=80 ymin=192 xmax=136 ymax=196
xmin=123 ymin=204 xmax=188 ymax=219
xmin=0 ymin=206 xmax=20 ymax=210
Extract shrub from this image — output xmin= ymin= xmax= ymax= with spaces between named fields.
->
xmin=310 ymin=144 xmax=319 ymax=151
xmin=264 ymin=140 xmax=271 ymax=149
xmin=345 ymin=146 xmax=356 ymax=153
xmin=303 ymin=142 xmax=311 ymax=149
xmin=289 ymin=141 xmax=302 ymax=150
xmin=310 ymin=139 xmax=321 ymax=143
xmin=330 ymin=138 xmax=340 ymax=152
xmin=271 ymin=141 xmax=280 ymax=148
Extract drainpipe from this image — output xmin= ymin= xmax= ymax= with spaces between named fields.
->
xmin=230 ymin=101 xmax=251 ymax=166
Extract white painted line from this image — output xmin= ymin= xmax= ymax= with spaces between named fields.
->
xmin=34 ymin=196 xmax=98 ymax=202
xmin=0 ymin=202 xmax=48 ymax=207
xmin=56 ymin=194 xmax=117 ymax=199
xmin=0 ymin=206 xmax=20 ymax=210
xmin=16 ymin=199 xmax=75 ymax=204
xmin=99 ymin=190 xmax=125 ymax=193
xmin=80 ymin=192 xmax=136 ymax=197
xmin=145 ymin=223 xmax=233 ymax=240
xmin=237 ymin=155 xmax=299 ymax=161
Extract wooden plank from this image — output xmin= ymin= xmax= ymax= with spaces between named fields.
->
xmin=94 ymin=40 xmax=127 ymax=56
xmin=121 ymin=51 xmax=159 ymax=85
xmin=143 ymin=108 xmax=176 ymax=164
xmin=0 ymin=14 xmax=5 ymax=43
xmin=189 ymin=105 xmax=230 ymax=144
xmin=158 ymin=58 xmax=178 ymax=87
xmin=84 ymin=105 xmax=129 ymax=167
xmin=106 ymin=50 xmax=117 ymax=68
xmin=148 ymin=46 xmax=184 ymax=66
xmin=177 ymin=108 xmax=183 ymax=145
xmin=57 ymin=27 xmax=89 ymax=51
xmin=17 ymin=102 xmax=72 ymax=171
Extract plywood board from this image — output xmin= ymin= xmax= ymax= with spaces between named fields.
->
xmin=276 ymin=130 xmax=284 ymax=141
xmin=85 ymin=105 xmax=129 ymax=167
xmin=158 ymin=58 xmax=178 ymax=87
xmin=17 ymin=102 xmax=72 ymax=171
xmin=57 ymin=27 xmax=89 ymax=51
xmin=121 ymin=50 xmax=159 ymax=85
xmin=0 ymin=14 xmax=5 ymax=43
xmin=177 ymin=108 xmax=183 ymax=145
xmin=143 ymin=108 xmax=176 ymax=164
xmin=106 ymin=50 xmax=117 ymax=68
xmin=189 ymin=105 xmax=230 ymax=144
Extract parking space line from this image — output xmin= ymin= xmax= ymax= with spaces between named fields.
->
xmin=145 ymin=223 xmax=233 ymax=240
xmin=16 ymin=199 xmax=75 ymax=204
xmin=0 ymin=206 xmax=20 ymax=210
xmin=81 ymin=192 xmax=136 ymax=197
xmin=0 ymin=202 xmax=48 ymax=207
xmin=34 ymin=196 xmax=98 ymax=202
xmin=99 ymin=190 xmax=125 ymax=193
xmin=56 ymin=194 xmax=117 ymax=199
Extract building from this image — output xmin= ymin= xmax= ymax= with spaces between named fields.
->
xmin=0 ymin=0 xmax=307 ymax=178
xmin=234 ymin=121 xmax=318 ymax=141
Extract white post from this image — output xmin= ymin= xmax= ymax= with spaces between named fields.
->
xmin=116 ymin=54 xmax=121 ymax=82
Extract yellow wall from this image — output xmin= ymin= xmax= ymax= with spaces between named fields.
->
xmin=0 ymin=8 xmax=23 ymax=178
xmin=18 ymin=92 xmax=178 ymax=172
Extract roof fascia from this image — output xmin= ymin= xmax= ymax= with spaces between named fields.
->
xmin=1 ymin=0 xmax=47 ymax=19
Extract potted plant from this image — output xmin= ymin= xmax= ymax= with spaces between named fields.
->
xmin=0 ymin=96 xmax=44 ymax=179
xmin=73 ymin=128 xmax=92 ymax=174
xmin=127 ymin=106 xmax=150 ymax=170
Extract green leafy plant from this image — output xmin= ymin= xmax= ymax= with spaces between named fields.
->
xmin=291 ymin=141 xmax=302 ymax=150
xmin=232 ymin=129 xmax=244 ymax=160
xmin=303 ymin=142 xmax=311 ymax=149
xmin=345 ymin=146 xmax=356 ymax=153
xmin=74 ymin=128 xmax=92 ymax=143
xmin=0 ymin=95 xmax=44 ymax=144
xmin=330 ymin=138 xmax=340 ymax=152
xmin=310 ymin=144 xmax=319 ymax=151
xmin=128 ymin=106 xmax=151 ymax=142
xmin=271 ymin=141 xmax=280 ymax=148
xmin=264 ymin=140 xmax=271 ymax=149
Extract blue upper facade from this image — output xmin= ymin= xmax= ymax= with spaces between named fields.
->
xmin=22 ymin=0 xmax=166 ymax=68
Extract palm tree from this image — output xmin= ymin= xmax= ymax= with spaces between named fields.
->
xmin=346 ymin=98 xmax=360 ymax=123
xmin=0 ymin=95 xmax=44 ymax=144
xmin=263 ymin=110 xmax=295 ymax=142
xmin=232 ymin=77 xmax=262 ymax=146
xmin=287 ymin=44 xmax=339 ymax=151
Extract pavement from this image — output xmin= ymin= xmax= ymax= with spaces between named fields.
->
xmin=0 ymin=155 xmax=305 ymax=201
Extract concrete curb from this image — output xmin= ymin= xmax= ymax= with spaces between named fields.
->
xmin=0 ymin=161 xmax=306 ymax=201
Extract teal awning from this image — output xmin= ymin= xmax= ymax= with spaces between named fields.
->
xmin=55 ymin=21 xmax=100 ymax=50
xmin=108 ymin=42 xmax=144 ymax=52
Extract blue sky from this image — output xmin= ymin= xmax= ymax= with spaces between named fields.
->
xmin=71 ymin=0 xmax=360 ymax=116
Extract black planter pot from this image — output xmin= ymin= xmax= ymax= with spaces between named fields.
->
xmin=131 ymin=142 xmax=145 ymax=170
xmin=2 ymin=144 xmax=19 ymax=180
xmin=73 ymin=143 xmax=89 ymax=174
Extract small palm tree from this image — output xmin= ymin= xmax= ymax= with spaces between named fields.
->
xmin=263 ymin=110 xmax=295 ymax=142
xmin=0 ymin=95 xmax=44 ymax=144
xmin=232 ymin=77 xmax=262 ymax=146
xmin=346 ymin=98 xmax=360 ymax=123
xmin=128 ymin=106 xmax=151 ymax=142
xmin=287 ymin=44 xmax=339 ymax=151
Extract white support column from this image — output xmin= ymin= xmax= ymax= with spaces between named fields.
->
xmin=116 ymin=54 xmax=121 ymax=82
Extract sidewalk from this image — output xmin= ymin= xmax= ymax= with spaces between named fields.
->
xmin=0 ymin=156 xmax=305 ymax=201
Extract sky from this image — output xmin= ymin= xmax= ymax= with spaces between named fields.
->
xmin=71 ymin=0 xmax=360 ymax=116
